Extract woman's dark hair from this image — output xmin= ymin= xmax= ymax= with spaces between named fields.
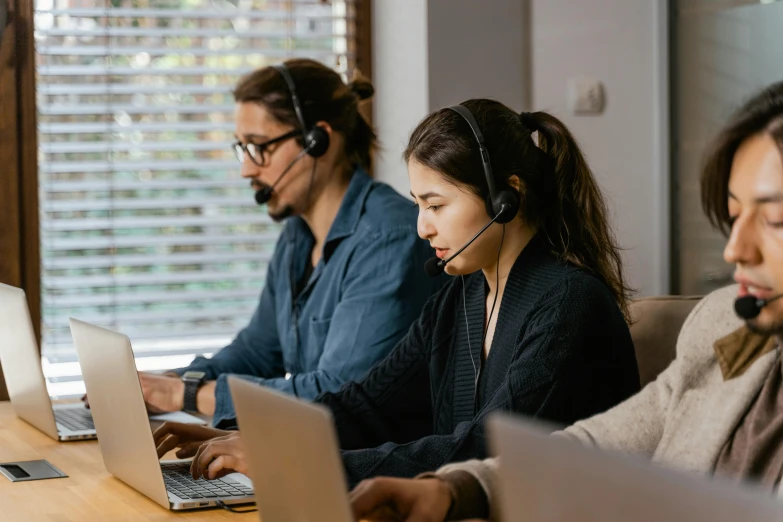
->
xmin=702 ymin=81 xmax=783 ymax=235
xmin=233 ymin=58 xmax=377 ymax=171
xmin=404 ymin=99 xmax=632 ymax=321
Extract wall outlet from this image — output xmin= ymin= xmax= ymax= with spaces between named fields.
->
xmin=568 ymin=76 xmax=606 ymax=115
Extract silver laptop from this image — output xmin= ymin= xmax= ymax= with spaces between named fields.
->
xmin=0 ymin=283 xmax=96 ymax=441
xmin=69 ymin=318 xmax=254 ymax=511
xmin=229 ymin=375 xmax=353 ymax=522
xmin=488 ymin=413 xmax=783 ymax=522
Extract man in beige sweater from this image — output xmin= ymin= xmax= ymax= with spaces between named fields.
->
xmin=349 ymin=82 xmax=783 ymax=522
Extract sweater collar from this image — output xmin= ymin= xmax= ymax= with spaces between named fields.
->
xmin=714 ymin=326 xmax=777 ymax=380
xmin=462 ymin=232 xmax=559 ymax=340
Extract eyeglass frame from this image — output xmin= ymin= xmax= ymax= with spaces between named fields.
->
xmin=232 ymin=129 xmax=302 ymax=166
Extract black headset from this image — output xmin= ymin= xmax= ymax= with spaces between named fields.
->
xmin=273 ymin=63 xmax=330 ymax=158
xmin=446 ymin=105 xmax=520 ymax=224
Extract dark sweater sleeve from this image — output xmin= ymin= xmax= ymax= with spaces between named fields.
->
xmin=339 ymin=275 xmax=639 ymax=487
xmin=314 ymin=285 xmax=446 ymax=450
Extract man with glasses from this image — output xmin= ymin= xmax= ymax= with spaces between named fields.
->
xmin=92 ymin=60 xmax=445 ymax=428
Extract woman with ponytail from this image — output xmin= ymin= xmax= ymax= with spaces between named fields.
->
xmin=151 ymin=99 xmax=640 ymax=491
xmin=116 ymin=58 xmax=445 ymax=426
xmin=351 ymin=82 xmax=783 ymax=522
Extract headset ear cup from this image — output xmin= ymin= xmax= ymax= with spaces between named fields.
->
xmin=484 ymin=197 xmax=497 ymax=220
xmin=493 ymin=190 xmax=520 ymax=224
xmin=304 ymin=126 xmax=330 ymax=158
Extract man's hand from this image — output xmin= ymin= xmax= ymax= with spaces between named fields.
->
xmin=349 ymin=477 xmax=454 ymax=522
xmin=138 ymin=372 xmax=185 ymax=413
xmin=83 ymin=371 xmax=217 ymax=415
xmin=84 ymin=371 xmax=184 ymax=412
xmin=153 ymin=421 xmax=230 ymax=460
xmin=196 ymin=380 xmax=217 ymax=416
xmin=190 ymin=431 xmax=248 ymax=480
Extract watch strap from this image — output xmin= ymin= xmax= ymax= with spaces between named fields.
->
xmin=183 ymin=379 xmax=202 ymax=412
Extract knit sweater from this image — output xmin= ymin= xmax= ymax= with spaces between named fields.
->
xmin=315 ymin=235 xmax=641 ymax=487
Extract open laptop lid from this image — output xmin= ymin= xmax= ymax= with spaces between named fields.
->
xmin=487 ymin=413 xmax=783 ymax=522
xmin=0 ymin=284 xmax=59 ymax=439
xmin=229 ymin=376 xmax=352 ymax=522
xmin=69 ymin=318 xmax=170 ymax=509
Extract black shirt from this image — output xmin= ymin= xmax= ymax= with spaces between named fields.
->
xmin=315 ymin=235 xmax=641 ymax=486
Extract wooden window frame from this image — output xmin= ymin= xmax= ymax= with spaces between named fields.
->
xmin=0 ymin=0 xmax=371 ymax=400
xmin=0 ymin=0 xmax=40 ymax=401
xmin=356 ymin=0 xmax=373 ymax=172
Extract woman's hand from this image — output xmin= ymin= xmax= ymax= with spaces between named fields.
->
xmin=189 ymin=431 xmax=248 ymax=480
xmin=349 ymin=477 xmax=453 ymax=522
xmin=153 ymin=421 xmax=229 ymax=459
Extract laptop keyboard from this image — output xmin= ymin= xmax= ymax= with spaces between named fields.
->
xmin=161 ymin=463 xmax=253 ymax=500
xmin=55 ymin=407 xmax=95 ymax=431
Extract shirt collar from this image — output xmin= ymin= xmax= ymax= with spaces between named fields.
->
xmin=287 ymin=167 xmax=374 ymax=263
xmin=322 ymin=168 xmax=374 ymax=261
xmin=714 ymin=325 xmax=777 ymax=380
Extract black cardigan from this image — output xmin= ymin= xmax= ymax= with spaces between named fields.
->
xmin=315 ymin=235 xmax=640 ymax=487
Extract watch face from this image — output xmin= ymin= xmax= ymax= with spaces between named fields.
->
xmin=182 ymin=371 xmax=206 ymax=381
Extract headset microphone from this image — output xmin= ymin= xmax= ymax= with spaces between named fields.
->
xmin=734 ymin=293 xmax=783 ymax=320
xmin=254 ymin=145 xmax=312 ymax=206
xmin=254 ymin=187 xmax=274 ymax=206
xmin=424 ymin=203 xmax=509 ymax=277
xmin=424 ymin=257 xmax=444 ymax=278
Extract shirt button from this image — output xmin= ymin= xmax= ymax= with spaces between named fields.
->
xmin=285 ymin=373 xmax=292 ymax=380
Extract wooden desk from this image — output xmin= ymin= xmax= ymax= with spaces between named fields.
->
xmin=0 ymin=402 xmax=257 ymax=521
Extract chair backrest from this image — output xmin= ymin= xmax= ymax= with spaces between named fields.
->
xmin=629 ymin=295 xmax=703 ymax=387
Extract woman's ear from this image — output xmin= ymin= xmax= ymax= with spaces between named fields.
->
xmin=507 ymin=175 xmax=522 ymax=192
xmin=506 ymin=175 xmax=527 ymax=223
xmin=314 ymin=120 xmax=333 ymax=136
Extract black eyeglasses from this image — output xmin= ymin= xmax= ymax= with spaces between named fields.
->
xmin=232 ymin=129 xmax=301 ymax=166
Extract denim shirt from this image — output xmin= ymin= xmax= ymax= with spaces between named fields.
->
xmin=177 ymin=170 xmax=446 ymax=426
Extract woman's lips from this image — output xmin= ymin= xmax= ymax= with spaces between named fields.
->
xmin=435 ymin=248 xmax=449 ymax=260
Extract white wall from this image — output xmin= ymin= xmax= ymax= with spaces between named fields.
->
xmin=372 ymin=0 xmax=669 ymax=296
xmin=529 ymin=0 xmax=669 ymax=296
xmin=372 ymin=0 xmax=527 ymax=197
xmin=426 ymin=0 xmax=526 ymax=110
xmin=371 ymin=0 xmax=429 ymax=197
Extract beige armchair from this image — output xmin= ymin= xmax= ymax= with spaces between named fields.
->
xmin=629 ymin=295 xmax=703 ymax=387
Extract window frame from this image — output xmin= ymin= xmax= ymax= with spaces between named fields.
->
xmin=0 ymin=0 xmax=372 ymax=399
xmin=0 ymin=0 xmax=40 ymax=401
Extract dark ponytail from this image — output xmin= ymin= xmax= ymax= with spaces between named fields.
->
xmin=528 ymin=111 xmax=632 ymax=320
xmin=233 ymin=59 xmax=378 ymax=173
xmin=405 ymin=99 xmax=632 ymax=321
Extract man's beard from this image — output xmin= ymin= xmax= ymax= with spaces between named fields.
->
xmin=268 ymin=205 xmax=294 ymax=223
xmin=252 ymin=181 xmax=294 ymax=222
xmin=745 ymin=317 xmax=783 ymax=337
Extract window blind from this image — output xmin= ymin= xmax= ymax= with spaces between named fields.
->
xmin=34 ymin=0 xmax=359 ymax=398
